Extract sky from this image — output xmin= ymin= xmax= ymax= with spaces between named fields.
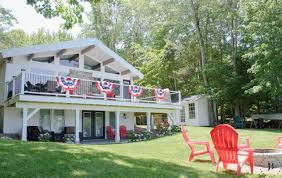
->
xmin=0 ymin=0 xmax=91 ymax=36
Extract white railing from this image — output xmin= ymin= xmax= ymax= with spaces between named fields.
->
xmin=6 ymin=71 xmax=181 ymax=105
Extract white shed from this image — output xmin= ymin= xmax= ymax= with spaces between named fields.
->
xmin=180 ymin=95 xmax=210 ymax=126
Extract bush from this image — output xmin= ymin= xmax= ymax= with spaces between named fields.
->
xmin=170 ymin=125 xmax=181 ymax=133
xmin=156 ymin=120 xmax=170 ymax=135
xmin=129 ymin=131 xmax=152 ymax=142
xmin=63 ymin=134 xmax=75 ymax=144
xmin=39 ymin=133 xmax=51 ymax=142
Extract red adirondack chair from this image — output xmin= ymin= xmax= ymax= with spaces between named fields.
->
xmin=275 ymin=136 xmax=282 ymax=149
xmin=210 ymin=124 xmax=253 ymax=176
xmin=181 ymin=126 xmax=216 ymax=164
xmin=120 ymin=125 xmax=127 ymax=139
xmin=106 ymin=126 xmax=115 ymax=140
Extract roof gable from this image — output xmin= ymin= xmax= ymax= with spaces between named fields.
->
xmin=0 ymin=38 xmax=144 ymax=79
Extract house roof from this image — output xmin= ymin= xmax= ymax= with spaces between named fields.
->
xmin=0 ymin=38 xmax=144 ymax=79
xmin=182 ymin=94 xmax=205 ymax=102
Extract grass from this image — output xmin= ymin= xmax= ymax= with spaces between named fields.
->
xmin=1 ymin=127 xmax=282 ymax=178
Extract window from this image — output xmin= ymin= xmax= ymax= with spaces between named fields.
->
xmin=40 ymin=109 xmax=51 ymax=130
xmin=180 ymin=106 xmax=185 ymax=122
xmin=52 ymin=110 xmax=65 ymax=133
xmin=40 ymin=109 xmax=65 ymax=133
xmin=32 ymin=56 xmax=54 ymax=63
xmin=60 ymin=54 xmax=79 ymax=68
xmin=109 ymin=112 xmax=116 ymax=129
xmin=188 ymin=103 xmax=196 ymax=119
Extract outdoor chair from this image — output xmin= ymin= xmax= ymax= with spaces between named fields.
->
xmin=275 ymin=136 xmax=282 ymax=149
xmin=107 ymin=126 xmax=115 ymax=140
xmin=181 ymin=126 xmax=216 ymax=164
xmin=120 ymin=125 xmax=127 ymax=139
xmin=234 ymin=116 xmax=244 ymax=129
xmin=210 ymin=124 xmax=253 ymax=176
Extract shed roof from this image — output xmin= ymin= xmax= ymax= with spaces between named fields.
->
xmin=182 ymin=94 xmax=206 ymax=102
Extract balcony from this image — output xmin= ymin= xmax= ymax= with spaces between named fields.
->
xmin=6 ymin=71 xmax=181 ymax=106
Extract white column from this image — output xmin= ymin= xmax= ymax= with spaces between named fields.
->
xmin=75 ymin=109 xmax=80 ymax=144
xmin=146 ymin=112 xmax=151 ymax=131
xmin=151 ymin=114 xmax=154 ymax=130
xmin=115 ymin=111 xmax=120 ymax=143
xmin=20 ymin=69 xmax=26 ymax=94
xmin=79 ymin=53 xmax=84 ymax=69
xmin=21 ymin=108 xmax=28 ymax=141
xmin=12 ymin=76 xmax=16 ymax=97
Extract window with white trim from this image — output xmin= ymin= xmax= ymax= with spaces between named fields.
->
xmin=188 ymin=103 xmax=196 ymax=119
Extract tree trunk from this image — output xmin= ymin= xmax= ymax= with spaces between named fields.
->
xmin=189 ymin=0 xmax=208 ymax=87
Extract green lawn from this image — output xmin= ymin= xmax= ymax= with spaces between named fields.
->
xmin=1 ymin=127 xmax=282 ymax=178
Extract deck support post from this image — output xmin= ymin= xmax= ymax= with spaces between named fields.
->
xmin=115 ymin=111 xmax=120 ymax=143
xmin=147 ymin=112 xmax=151 ymax=131
xmin=75 ymin=109 xmax=80 ymax=144
xmin=21 ymin=108 xmax=28 ymax=141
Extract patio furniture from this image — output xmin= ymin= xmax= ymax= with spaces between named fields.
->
xmin=210 ymin=124 xmax=253 ymax=176
xmin=120 ymin=125 xmax=127 ymax=139
xmin=234 ymin=116 xmax=244 ymax=129
xmin=275 ymin=136 xmax=282 ymax=149
xmin=107 ymin=126 xmax=115 ymax=140
xmin=181 ymin=126 xmax=216 ymax=164
xmin=27 ymin=126 xmax=54 ymax=141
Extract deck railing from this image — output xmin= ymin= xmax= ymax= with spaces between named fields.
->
xmin=6 ymin=71 xmax=181 ymax=105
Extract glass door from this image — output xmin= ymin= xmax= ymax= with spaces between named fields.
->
xmin=94 ymin=112 xmax=104 ymax=138
xmin=82 ymin=112 xmax=93 ymax=139
xmin=82 ymin=111 xmax=105 ymax=140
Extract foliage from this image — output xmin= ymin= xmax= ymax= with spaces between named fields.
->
xmin=38 ymin=132 xmax=51 ymax=142
xmin=6 ymin=0 xmax=281 ymax=118
xmin=26 ymin=0 xmax=88 ymax=29
xmin=156 ymin=119 xmax=170 ymax=136
xmin=0 ymin=5 xmax=17 ymax=49
xmin=63 ymin=134 xmax=75 ymax=144
xmin=170 ymin=125 xmax=181 ymax=133
xmin=128 ymin=131 xmax=152 ymax=142
xmin=1 ymin=28 xmax=73 ymax=50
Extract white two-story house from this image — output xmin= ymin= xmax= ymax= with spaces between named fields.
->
xmin=0 ymin=38 xmax=181 ymax=143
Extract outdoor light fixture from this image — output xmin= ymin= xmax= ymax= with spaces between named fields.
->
xmin=123 ymin=113 xmax=127 ymax=119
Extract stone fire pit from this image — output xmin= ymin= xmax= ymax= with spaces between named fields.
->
xmin=253 ymin=149 xmax=282 ymax=168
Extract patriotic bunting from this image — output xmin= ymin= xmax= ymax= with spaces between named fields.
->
xmin=56 ymin=76 xmax=80 ymax=92
xmin=154 ymin=88 xmax=166 ymax=99
xmin=96 ymin=81 xmax=115 ymax=96
xmin=128 ymin=85 xmax=144 ymax=97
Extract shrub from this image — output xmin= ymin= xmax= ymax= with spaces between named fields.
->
xmin=63 ymin=134 xmax=75 ymax=144
xmin=171 ymin=125 xmax=181 ymax=133
xmin=156 ymin=120 xmax=170 ymax=135
xmin=39 ymin=132 xmax=51 ymax=142
xmin=129 ymin=131 xmax=152 ymax=142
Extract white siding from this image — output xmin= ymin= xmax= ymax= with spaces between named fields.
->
xmin=3 ymin=107 xmax=22 ymax=133
xmin=182 ymin=95 xmax=210 ymax=126
xmin=0 ymin=62 xmax=6 ymax=102
xmin=0 ymin=107 xmax=4 ymax=133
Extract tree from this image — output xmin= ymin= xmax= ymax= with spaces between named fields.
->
xmin=0 ymin=5 xmax=17 ymax=49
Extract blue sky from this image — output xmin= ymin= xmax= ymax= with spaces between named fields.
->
xmin=0 ymin=0 xmax=91 ymax=36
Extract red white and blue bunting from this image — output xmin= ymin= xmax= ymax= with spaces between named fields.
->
xmin=56 ymin=76 xmax=80 ymax=91
xmin=96 ymin=81 xmax=115 ymax=95
xmin=154 ymin=88 xmax=166 ymax=99
xmin=128 ymin=85 xmax=144 ymax=97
